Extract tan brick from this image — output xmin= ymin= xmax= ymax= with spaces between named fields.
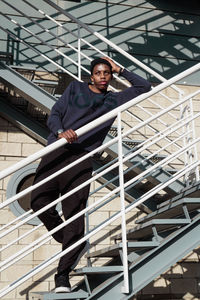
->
xmin=0 ymin=142 xmax=22 ymax=157
xmin=171 ymin=278 xmax=197 ymax=294
xmin=0 ymin=209 xmax=17 ymax=226
xmin=18 ymin=228 xmax=49 ymax=245
xmin=183 ymin=292 xmax=200 ymax=300
xmin=90 ymin=229 xmax=110 ymax=245
xmin=181 ymin=262 xmax=200 ymax=278
xmin=33 ymin=245 xmax=61 ymax=261
xmin=143 ymin=277 xmax=170 ymax=294
xmin=0 ymin=282 xmax=16 ymax=299
xmin=89 ymin=211 xmax=109 ymax=226
xmin=32 ymin=265 xmax=55 ymax=281
xmin=1 ymin=245 xmax=33 ymax=261
xmin=0 ymin=229 xmax=18 ymax=245
xmin=0 ymin=131 xmax=8 ymax=142
xmin=8 ymin=130 xmax=36 ymax=144
xmin=22 ymin=144 xmax=43 ymax=157
xmin=1 ymin=265 xmax=32 ymax=282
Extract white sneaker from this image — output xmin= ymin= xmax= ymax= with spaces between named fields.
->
xmin=54 ymin=274 xmax=71 ymax=293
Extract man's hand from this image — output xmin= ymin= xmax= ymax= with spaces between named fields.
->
xmin=101 ymin=57 xmax=121 ymax=74
xmin=58 ymin=129 xmax=78 ymax=144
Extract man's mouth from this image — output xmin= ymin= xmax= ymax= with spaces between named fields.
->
xmin=99 ymin=81 xmax=107 ymax=85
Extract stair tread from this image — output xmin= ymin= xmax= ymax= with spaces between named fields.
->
xmin=136 ymin=198 xmax=200 ymax=224
xmin=33 ymin=79 xmax=58 ymax=85
xmin=10 ymin=64 xmax=37 ymax=71
xmin=111 ymin=219 xmax=191 ymax=241
xmin=29 ymin=291 xmax=88 ymax=299
xmin=73 ymin=266 xmax=123 ymax=275
xmin=104 ymin=133 xmax=185 ymax=197
xmin=85 ymin=241 xmax=160 ymax=258
xmin=157 ymin=180 xmax=200 ymax=208
xmin=29 ymin=290 xmax=88 ymax=299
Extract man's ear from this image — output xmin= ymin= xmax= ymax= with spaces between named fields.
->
xmin=90 ymin=75 xmax=94 ymax=83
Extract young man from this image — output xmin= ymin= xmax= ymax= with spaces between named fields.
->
xmin=31 ymin=57 xmax=151 ymax=293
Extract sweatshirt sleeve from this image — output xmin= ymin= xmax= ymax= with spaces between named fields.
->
xmin=47 ymin=82 xmax=73 ymax=135
xmin=116 ymin=69 xmax=151 ymax=105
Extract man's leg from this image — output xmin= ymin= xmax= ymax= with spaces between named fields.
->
xmin=57 ymin=153 xmax=92 ymax=274
xmin=31 ymin=156 xmax=64 ymax=243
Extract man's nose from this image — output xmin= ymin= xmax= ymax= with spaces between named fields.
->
xmin=100 ymin=72 xmax=106 ymax=78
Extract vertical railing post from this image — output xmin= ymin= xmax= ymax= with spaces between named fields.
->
xmin=181 ymin=90 xmax=198 ymax=185
xmin=117 ymin=112 xmax=129 ymax=294
xmin=180 ymin=90 xmax=190 ymax=185
xmin=189 ymin=96 xmax=200 ymax=182
xmin=78 ymin=24 xmax=81 ymax=80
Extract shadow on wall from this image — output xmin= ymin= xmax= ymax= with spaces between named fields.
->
xmin=1 ymin=0 xmax=200 ymax=84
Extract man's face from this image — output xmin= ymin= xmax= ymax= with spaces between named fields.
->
xmin=91 ymin=63 xmax=112 ymax=93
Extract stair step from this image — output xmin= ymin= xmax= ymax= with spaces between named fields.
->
xmin=33 ymin=79 xmax=58 ymax=86
xmin=10 ymin=64 xmax=37 ymax=71
xmin=85 ymin=241 xmax=160 ymax=258
xmin=157 ymin=180 xmax=200 ymax=209
xmin=136 ymin=198 xmax=200 ymax=224
xmin=111 ymin=219 xmax=191 ymax=241
xmin=122 ymin=138 xmax=143 ymax=148
xmin=29 ymin=290 xmax=88 ymax=299
xmin=73 ymin=266 xmax=123 ymax=275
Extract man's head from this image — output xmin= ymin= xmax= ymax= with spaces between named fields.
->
xmin=90 ymin=58 xmax=113 ymax=93
xmin=90 ymin=58 xmax=112 ymax=75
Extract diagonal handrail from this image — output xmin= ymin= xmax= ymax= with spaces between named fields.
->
xmin=0 ymin=62 xmax=199 ymax=182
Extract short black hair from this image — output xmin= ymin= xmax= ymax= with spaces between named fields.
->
xmin=90 ymin=58 xmax=112 ymax=75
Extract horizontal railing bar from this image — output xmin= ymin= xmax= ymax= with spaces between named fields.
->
xmin=2 ymin=12 xmax=89 ymax=76
xmin=1 ymin=135 xmax=199 ymax=271
xmin=88 ymin=130 xmax=192 ymax=216
xmin=21 ymin=0 xmax=129 ymax=91
xmin=0 ymin=25 xmax=79 ymax=80
xmin=0 ymin=222 xmax=43 ymax=253
xmin=0 ymin=210 xmax=31 ymax=233
xmin=1 ymin=112 xmax=194 ymax=242
xmin=1 ymin=96 xmax=197 ymax=214
xmin=43 ymin=0 xmax=183 ymax=93
xmin=94 ymin=112 xmax=194 ymax=176
xmin=1 ymin=159 xmax=198 ymax=298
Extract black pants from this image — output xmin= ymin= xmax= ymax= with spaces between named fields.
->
xmin=31 ymin=146 xmax=93 ymax=275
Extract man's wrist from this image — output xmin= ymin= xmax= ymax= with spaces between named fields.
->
xmin=118 ymin=67 xmax=124 ymax=76
xmin=56 ymin=129 xmax=64 ymax=137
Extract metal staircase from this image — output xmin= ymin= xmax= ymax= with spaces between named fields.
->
xmin=0 ymin=1 xmax=200 ymax=299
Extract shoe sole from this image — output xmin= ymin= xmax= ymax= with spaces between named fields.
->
xmin=55 ymin=286 xmax=71 ymax=293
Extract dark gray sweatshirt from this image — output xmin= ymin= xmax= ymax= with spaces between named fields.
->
xmin=47 ymin=69 xmax=151 ymax=151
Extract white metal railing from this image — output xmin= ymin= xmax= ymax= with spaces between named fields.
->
xmin=0 ymin=58 xmax=200 ymax=297
xmin=0 ymin=0 xmax=186 ymax=156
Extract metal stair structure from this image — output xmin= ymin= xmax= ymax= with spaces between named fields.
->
xmin=29 ymin=195 xmax=200 ymax=299
xmin=0 ymin=1 xmax=200 ymax=299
